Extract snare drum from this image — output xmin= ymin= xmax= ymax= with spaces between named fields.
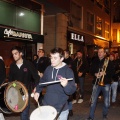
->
xmin=30 ymin=106 xmax=57 ymax=120
xmin=0 ymin=81 xmax=29 ymax=113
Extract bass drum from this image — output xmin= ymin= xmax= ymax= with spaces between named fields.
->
xmin=30 ymin=106 xmax=57 ymax=120
xmin=0 ymin=81 xmax=29 ymax=113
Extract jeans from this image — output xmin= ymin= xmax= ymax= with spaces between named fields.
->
xmin=68 ymin=101 xmax=72 ymax=110
xmin=89 ymin=84 xmax=111 ymax=119
xmin=110 ymin=82 xmax=118 ymax=103
xmin=20 ymin=99 xmax=30 ymax=120
xmin=78 ymin=77 xmax=85 ymax=99
xmin=58 ymin=109 xmax=69 ymax=120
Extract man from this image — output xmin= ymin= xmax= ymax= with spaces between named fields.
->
xmin=9 ymin=46 xmax=40 ymax=120
xmin=33 ymin=49 xmax=50 ymax=77
xmin=72 ymin=50 xmax=88 ymax=103
xmin=0 ymin=57 xmax=6 ymax=85
xmin=86 ymin=48 xmax=114 ymax=120
xmin=34 ymin=48 xmax=76 ymax=120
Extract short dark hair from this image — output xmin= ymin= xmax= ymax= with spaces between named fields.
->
xmin=38 ymin=49 xmax=45 ymax=53
xmin=77 ymin=50 xmax=83 ymax=54
xmin=11 ymin=46 xmax=22 ymax=53
xmin=50 ymin=48 xmax=64 ymax=58
xmin=64 ymin=49 xmax=70 ymax=55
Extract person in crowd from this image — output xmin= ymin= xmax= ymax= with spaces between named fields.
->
xmin=86 ymin=48 xmax=114 ymax=120
xmin=9 ymin=46 xmax=40 ymax=120
xmin=63 ymin=49 xmax=74 ymax=117
xmin=0 ymin=56 xmax=6 ymax=85
xmin=33 ymin=49 xmax=50 ymax=103
xmin=109 ymin=53 xmax=120 ymax=106
xmin=33 ymin=54 xmax=38 ymax=61
xmin=33 ymin=49 xmax=50 ymax=78
xmin=34 ymin=47 xmax=76 ymax=120
xmin=72 ymin=50 xmax=88 ymax=104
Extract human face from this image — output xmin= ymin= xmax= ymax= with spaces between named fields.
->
xmin=98 ymin=49 xmax=106 ymax=60
xmin=37 ymin=50 xmax=44 ymax=58
xmin=50 ymin=53 xmax=63 ymax=68
xmin=109 ymin=55 xmax=114 ymax=61
xmin=12 ymin=50 xmax=22 ymax=62
xmin=77 ymin=52 xmax=82 ymax=59
xmin=64 ymin=51 xmax=69 ymax=59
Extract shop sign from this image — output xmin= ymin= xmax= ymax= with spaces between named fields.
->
xmin=0 ymin=26 xmax=44 ymax=43
xmin=67 ymin=31 xmax=85 ymax=42
xmin=4 ymin=28 xmax=33 ymax=40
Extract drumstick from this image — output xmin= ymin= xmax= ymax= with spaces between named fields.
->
xmin=37 ymin=102 xmax=41 ymax=113
xmin=39 ymin=78 xmax=73 ymax=85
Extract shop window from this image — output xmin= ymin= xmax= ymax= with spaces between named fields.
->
xmin=0 ymin=1 xmax=40 ymax=33
xmin=70 ymin=2 xmax=82 ymax=29
xmin=87 ymin=11 xmax=94 ymax=33
xmin=105 ymin=22 xmax=110 ymax=39
xmin=96 ymin=16 xmax=102 ymax=36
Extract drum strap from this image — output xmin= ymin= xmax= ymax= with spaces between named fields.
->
xmin=54 ymin=102 xmax=66 ymax=120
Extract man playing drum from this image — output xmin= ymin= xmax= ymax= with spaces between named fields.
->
xmin=34 ymin=48 xmax=76 ymax=120
xmin=9 ymin=46 xmax=40 ymax=120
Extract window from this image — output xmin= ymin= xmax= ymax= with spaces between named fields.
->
xmin=105 ymin=22 xmax=110 ymax=39
xmin=96 ymin=16 xmax=102 ymax=36
xmin=71 ymin=2 xmax=82 ymax=29
xmin=87 ymin=11 xmax=94 ymax=33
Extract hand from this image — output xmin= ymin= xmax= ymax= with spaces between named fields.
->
xmin=38 ymin=71 xmax=43 ymax=78
xmin=34 ymin=92 xmax=40 ymax=102
xmin=59 ymin=77 xmax=68 ymax=87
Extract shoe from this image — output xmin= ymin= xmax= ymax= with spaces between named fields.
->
xmin=78 ymin=99 xmax=83 ymax=103
xmin=103 ymin=115 xmax=108 ymax=120
xmin=111 ymin=102 xmax=116 ymax=108
xmin=69 ymin=110 xmax=73 ymax=116
xmin=86 ymin=117 xmax=93 ymax=120
xmin=72 ymin=100 xmax=77 ymax=104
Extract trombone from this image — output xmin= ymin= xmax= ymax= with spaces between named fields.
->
xmin=89 ymin=57 xmax=109 ymax=104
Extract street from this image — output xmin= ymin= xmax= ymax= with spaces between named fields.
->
xmin=3 ymin=74 xmax=120 ymax=120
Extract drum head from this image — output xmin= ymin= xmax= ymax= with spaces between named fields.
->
xmin=30 ymin=106 xmax=57 ymax=120
xmin=4 ymin=81 xmax=29 ymax=113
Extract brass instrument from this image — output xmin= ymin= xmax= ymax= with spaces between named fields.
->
xmin=98 ymin=57 xmax=109 ymax=86
xmin=77 ymin=59 xmax=83 ymax=71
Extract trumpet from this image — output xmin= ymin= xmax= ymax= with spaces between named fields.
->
xmin=98 ymin=57 xmax=109 ymax=86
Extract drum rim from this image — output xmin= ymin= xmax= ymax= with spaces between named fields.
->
xmin=4 ymin=80 xmax=29 ymax=113
xmin=30 ymin=105 xmax=57 ymax=120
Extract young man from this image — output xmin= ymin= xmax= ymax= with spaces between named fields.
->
xmin=34 ymin=48 xmax=76 ymax=120
xmin=72 ymin=50 xmax=88 ymax=103
xmin=9 ymin=46 xmax=40 ymax=120
xmin=86 ymin=48 xmax=114 ymax=120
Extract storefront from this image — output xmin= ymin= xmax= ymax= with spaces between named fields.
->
xmin=0 ymin=26 xmax=44 ymax=77
xmin=67 ymin=30 xmax=85 ymax=54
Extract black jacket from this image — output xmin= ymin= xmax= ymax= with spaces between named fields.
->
xmin=90 ymin=57 xmax=115 ymax=85
xmin=9 ymin=59 xmax=40 ymax=91
xmin=33 ymin=56 xmax=50 ymax=73
xmin=0 ymin=59 xmax=6 ymax=85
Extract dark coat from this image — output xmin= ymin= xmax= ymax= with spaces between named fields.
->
xmin=90 ymin=57 xmax=115 ymax=85
xmin=9 ymin=59 xmax=40 ymax=91
xmin=33 ymin=56 xmax=50 ymax=73
xmin=0 ymin=59 xmax=6 ymax=85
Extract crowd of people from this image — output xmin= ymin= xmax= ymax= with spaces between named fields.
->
xmin=0 ymin=46 xmax=120 ymax=120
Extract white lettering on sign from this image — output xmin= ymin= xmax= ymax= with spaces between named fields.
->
xmin=4 ymin=29 xmax=33 ymax=40
xmin=71 ymin=33 xmax=84 ymax=42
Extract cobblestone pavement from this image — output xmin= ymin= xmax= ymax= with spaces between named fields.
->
xmin=2 ymin=74 xmax=120 ymax=120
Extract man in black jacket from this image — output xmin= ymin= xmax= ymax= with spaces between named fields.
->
xmin=86 ymin=48 xmax=114 ymax=120
xmin=9 ymin=46 xmax=40 ymax=120
xmin=0 ymin=58 xmax=6 ymax=85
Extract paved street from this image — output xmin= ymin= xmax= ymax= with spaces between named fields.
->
xmin=3 ymin=74 xmax=120 ymax=120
